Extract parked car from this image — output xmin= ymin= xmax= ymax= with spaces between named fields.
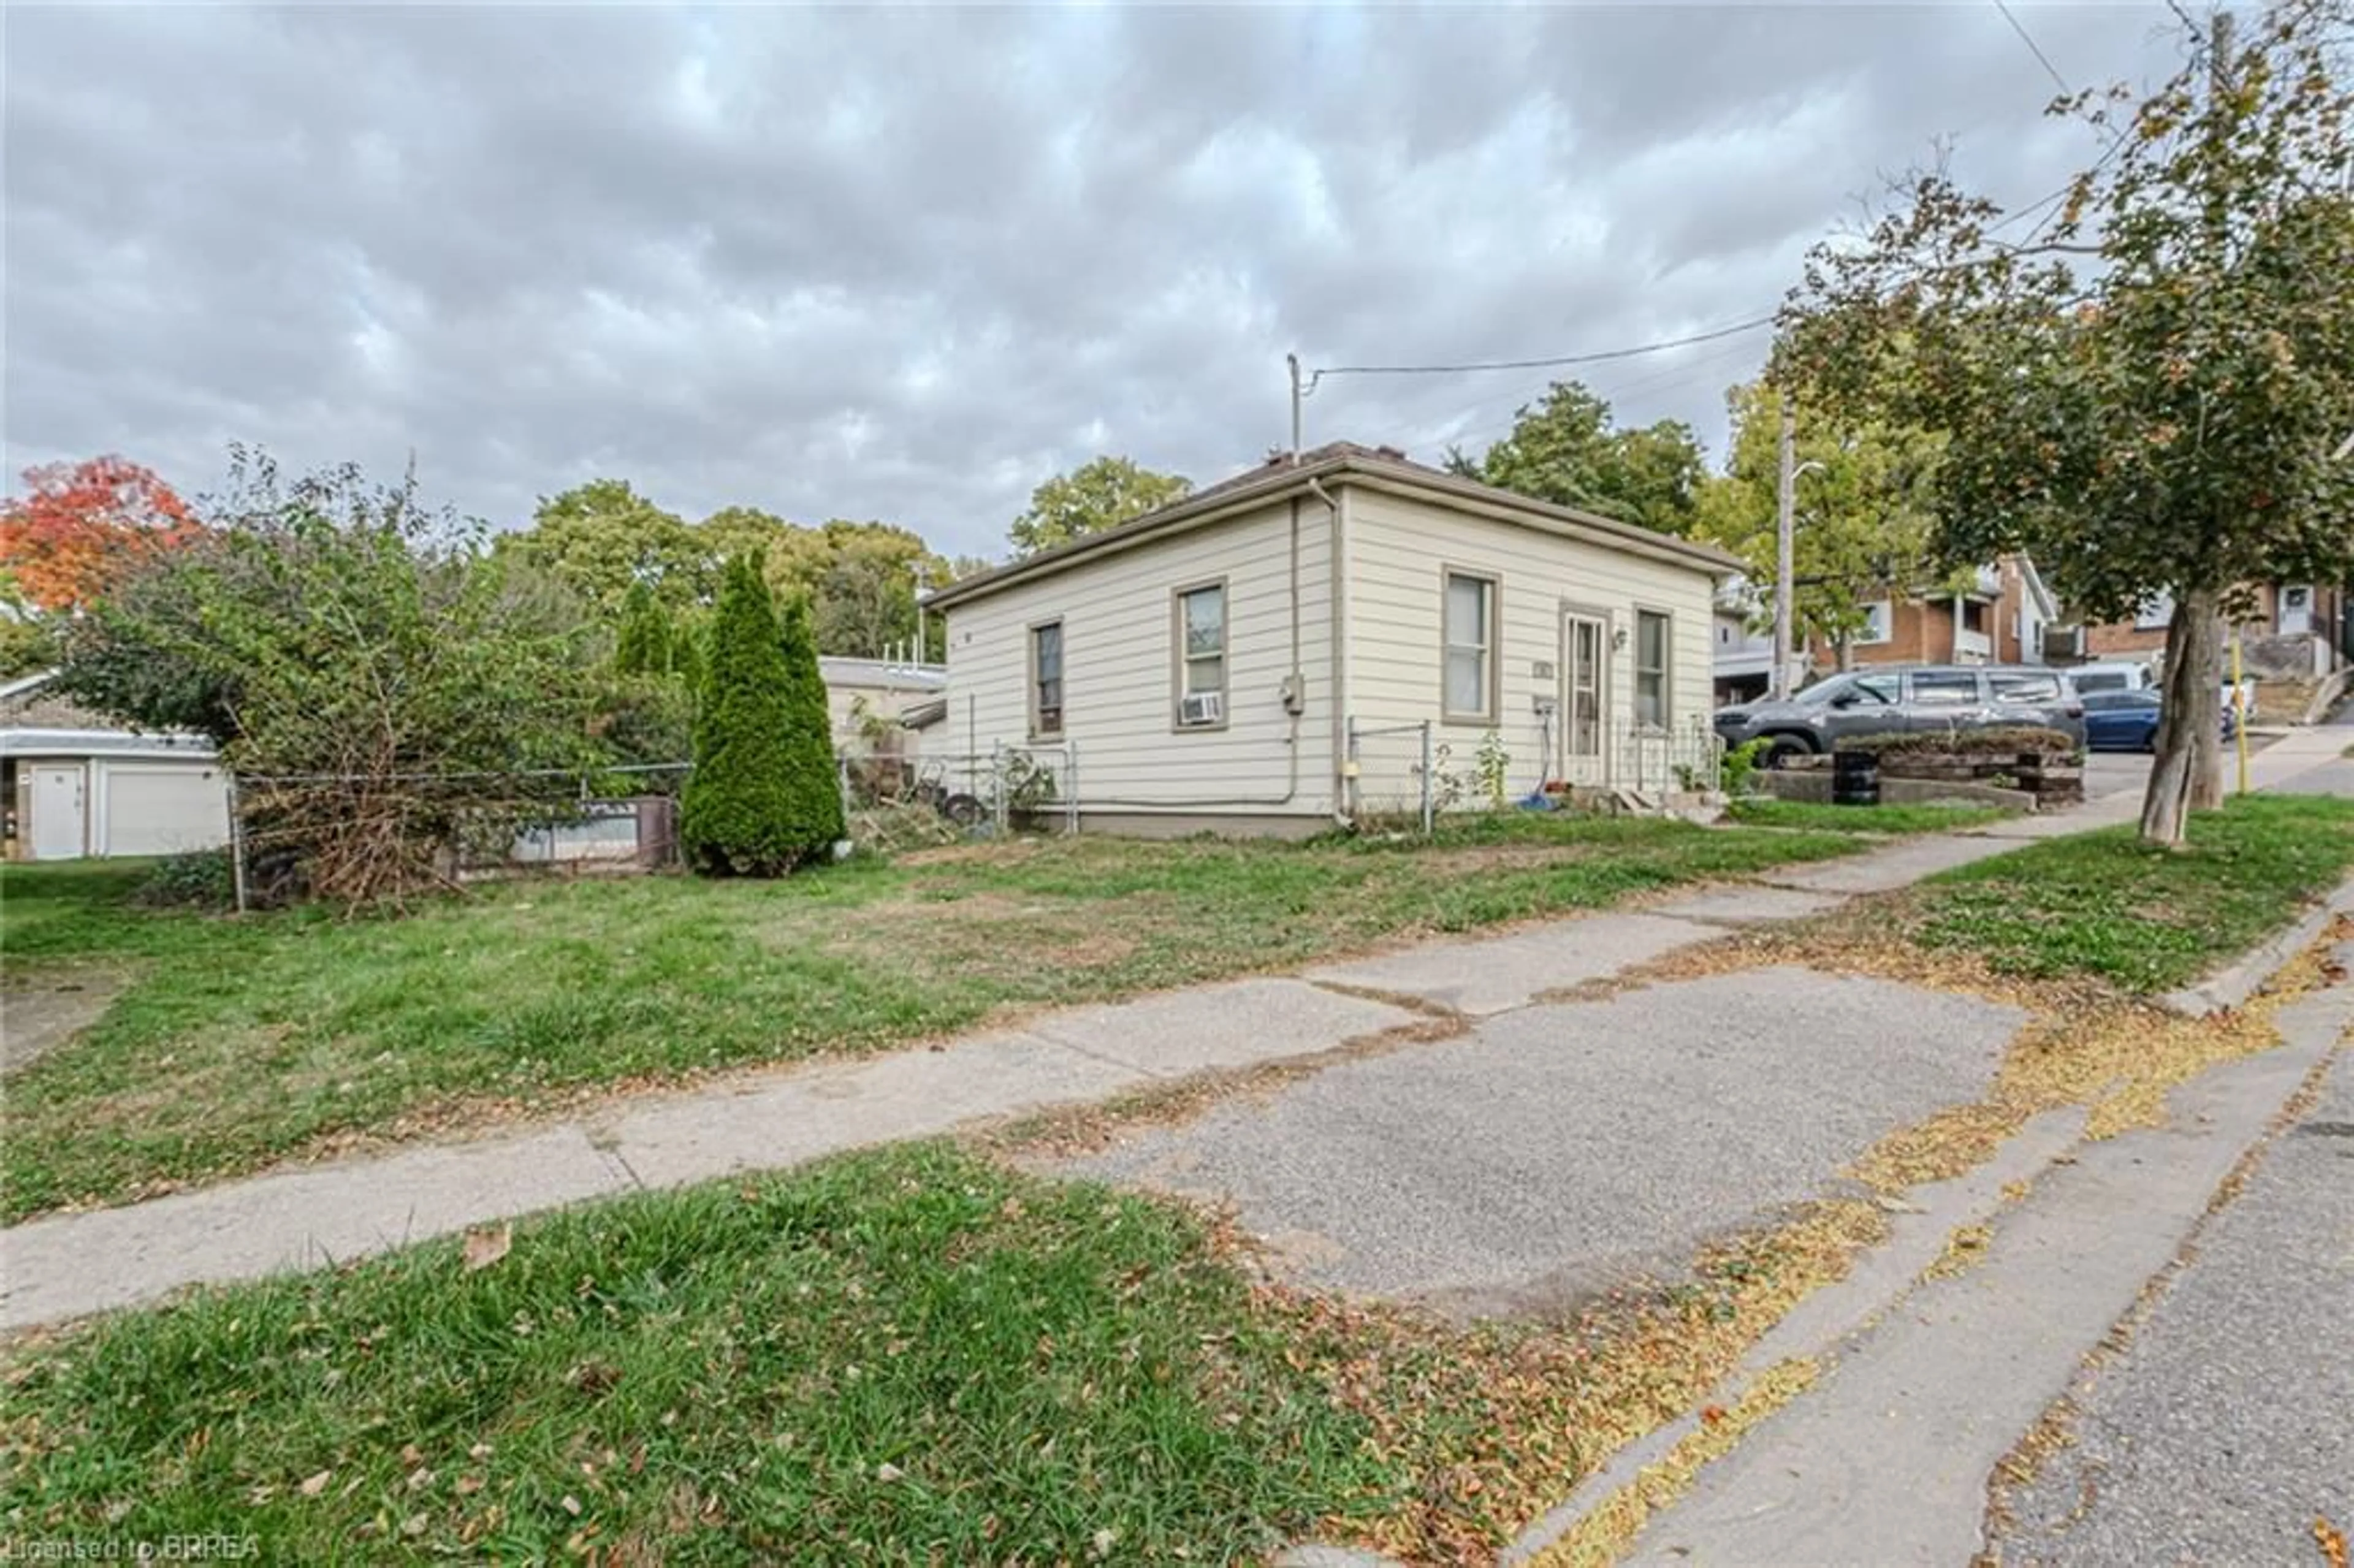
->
xmin=1713 ymin=664 xmax=2087 ymax=766
xmin=2066 ymin=660 xmax=2158 ymax=695
xmin=2070 ymin=659 xmax=2255 ymax=718
xmin=2080 ymin=688 xmax=2242 ymax=752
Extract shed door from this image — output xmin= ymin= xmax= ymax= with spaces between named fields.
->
xmin=29 ymin=764 xmax=86 ymax=860
xmin=97 ymin=763 xmax=231 ymax=856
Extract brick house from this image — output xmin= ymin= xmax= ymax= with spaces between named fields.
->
xmin=2081 ymin=582 xmax=2350 ymax=676
xmin=1803 ymin=555 xmax=2057 ymax=672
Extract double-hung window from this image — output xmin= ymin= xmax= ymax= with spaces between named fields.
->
xmin=1634 ymin=609 xmax=1672 ymax=728
xmin=1029 ymin=620 xmax=1064 ymax=739
xmin=1442 ymin=570 xmax=1497 ymax=723
xmin=1174 ymin=582 xmax=1227 ymax=729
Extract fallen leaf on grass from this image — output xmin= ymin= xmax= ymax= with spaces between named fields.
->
xmin=299 ymin=1470 xmax=332 ymax=1498
xmin=462 ymin=1224 xmax=512 ymax=1273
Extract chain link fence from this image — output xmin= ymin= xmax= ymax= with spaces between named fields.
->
xmin=834 ymin=742 xmax=1078 ymax=846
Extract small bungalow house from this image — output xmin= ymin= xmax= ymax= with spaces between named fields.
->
xmin=1 ymin=671 xmax=230 ymax=861
xmin=927 ymin=441 xmax=1737 ymax=835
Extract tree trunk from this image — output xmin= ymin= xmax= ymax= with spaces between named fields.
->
xmin=2138 ymin=587 xmax=2224 ymax=845
xmin=1835 ymin=635 xmax=1853 ymax=674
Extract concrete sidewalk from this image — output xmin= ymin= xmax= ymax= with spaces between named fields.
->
xmin=0 ymin=978 xmax=1420 ymax=1328
xmin=5 ymin=733 xmax=2348 ymax=1331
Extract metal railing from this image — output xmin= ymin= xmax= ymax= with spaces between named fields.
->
xmin=1344 ymin=714 xmax=1726 ymax=831
xmin=1609 ymin=717 xmax=1725 ymax=795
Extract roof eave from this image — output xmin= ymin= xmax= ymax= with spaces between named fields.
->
xmin=931 ymin=453 xmax=1735 ymax=609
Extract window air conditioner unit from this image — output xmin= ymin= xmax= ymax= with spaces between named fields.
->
xmin=1179 ymin=691 xmax=1224 ymax=727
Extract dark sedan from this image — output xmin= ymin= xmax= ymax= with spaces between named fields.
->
xmin=2080 ymin=688 xmax=2241 ymax=752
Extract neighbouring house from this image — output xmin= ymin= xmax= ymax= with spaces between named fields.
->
xmin=1802 ymin=555 xmax=2058 ymax=673
xmin=820 ymin=655 xmax=947 ymax=758
xmin=1 ymin=671 xmax=230 ymax=862
xmin=926 ymin=441 xmax=1737 ymax=835
xmin=2077 ymin=582 xmax=2350 ymax=677
xmin=1712 ymin=579 xmax=1775 ymax=706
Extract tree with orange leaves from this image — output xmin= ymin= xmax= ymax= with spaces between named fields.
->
xmin=0 ymin=455 xmax=199 ymax=612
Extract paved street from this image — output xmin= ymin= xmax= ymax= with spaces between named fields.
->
xmin=1991 ymin=1045 xmax=2354 ymax=1566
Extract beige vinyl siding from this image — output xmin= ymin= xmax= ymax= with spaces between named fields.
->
xmin=1343 ymin=485 xmax=1716 ymax=794
xmin=938 ymin=500 xmax=1336 ymax=815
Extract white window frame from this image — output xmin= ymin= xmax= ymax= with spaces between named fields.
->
xmin=1856 ymin=599 xmax=1894 ymax=645
xmin=2134 ymin=589 xmax=2177 ymax=631
xmin=1441 ymin=567 xmax=1499 ymax=725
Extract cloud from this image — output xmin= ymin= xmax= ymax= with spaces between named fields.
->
xmin=2 ymin=4 xmax=2191 ymax=559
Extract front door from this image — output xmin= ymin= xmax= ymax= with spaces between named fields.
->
xmin=29 ymin=763 xmax=86 ymax=860
xmin=1561 ymin=611 xmax=1609 ymax=785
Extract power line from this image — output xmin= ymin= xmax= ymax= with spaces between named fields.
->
xmin=1305 ymin=316 xmax=1775 ymax=389
xmin=1990 ymin=0 xmax=2074 ymax=97
xmin=1417 ymin=336 xmax=1769 ymax=457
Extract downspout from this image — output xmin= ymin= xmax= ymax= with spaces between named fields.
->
xmin=1310 ymin=476 xmax=1349 ymax=826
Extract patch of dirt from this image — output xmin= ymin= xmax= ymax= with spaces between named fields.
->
xmin=1 ymin=972 xmax=129 ymax=1073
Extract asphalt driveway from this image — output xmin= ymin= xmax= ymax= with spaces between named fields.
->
xmin=1057 ymin=968 xmax=2024 ymax=1315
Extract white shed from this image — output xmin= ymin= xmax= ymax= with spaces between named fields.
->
xmin=1 ymin=672 xmax=230 ymax=861
xmin=927 ymin=441 xmax=1737 ymax=835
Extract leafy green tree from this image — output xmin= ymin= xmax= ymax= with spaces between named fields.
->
xmin=1694 ymin=381 xmax=1947 ymax=668
xmin=1009 ymin=455 xmax=1191 ymax=556
xmin=1449 ymin=381 xmax=1708 ymax=535
xmin=0 ymin=612 xmax=58 ymax=678
xmin=612 ymin=580 xmax=676 ymax=678
xmin=681 ymin=557 xmax=841 ymax=874
xmin=1782 ymin=2 xmax=2354 ymax=843
xmin=501 ymin=479 xmax=697 ymax=614
xmin=696 ymin=506 xmax=794 ymax=600
xmin=55 ymin=448 xmax=604 ymax=903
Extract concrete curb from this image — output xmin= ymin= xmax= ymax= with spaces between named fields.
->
xmin=1502 ymin=906 xmax=2354 ymax=1567
xmin=1496 ymin=1108 xmax=2089 ymax=1566
xmin=2161 ymin=876 xmax=2354 ymax=1017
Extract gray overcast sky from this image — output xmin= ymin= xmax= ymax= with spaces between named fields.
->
xmin=3 ymin=3 xmax=2197 ymax=559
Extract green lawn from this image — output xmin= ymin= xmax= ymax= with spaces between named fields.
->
xmin=0 ymin=815 xmax=1863 ymax=1220
xmin=0 ymin=1140 xmax=1840 ymax=1563
xmin=1724 ymin=798 xmax=2019 ymax=835
xmin=0 ymin=1144 xmax=1384 ymax=1561
xmin=1913 ymin=794 xmax=2354 ymax=991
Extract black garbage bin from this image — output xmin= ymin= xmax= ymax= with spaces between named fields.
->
xmin=1832 ymin=748 xmax=1881 ymax=807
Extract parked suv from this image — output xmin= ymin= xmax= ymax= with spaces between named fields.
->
xmin=1713 ymin=665 xmax=2086 ymax=766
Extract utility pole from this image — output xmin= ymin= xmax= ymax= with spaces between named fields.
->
xmin=1773 ymin=390 xmax=1797 ymax=699
xmin=1286 ymin=353 xmax=1304 ymax=460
